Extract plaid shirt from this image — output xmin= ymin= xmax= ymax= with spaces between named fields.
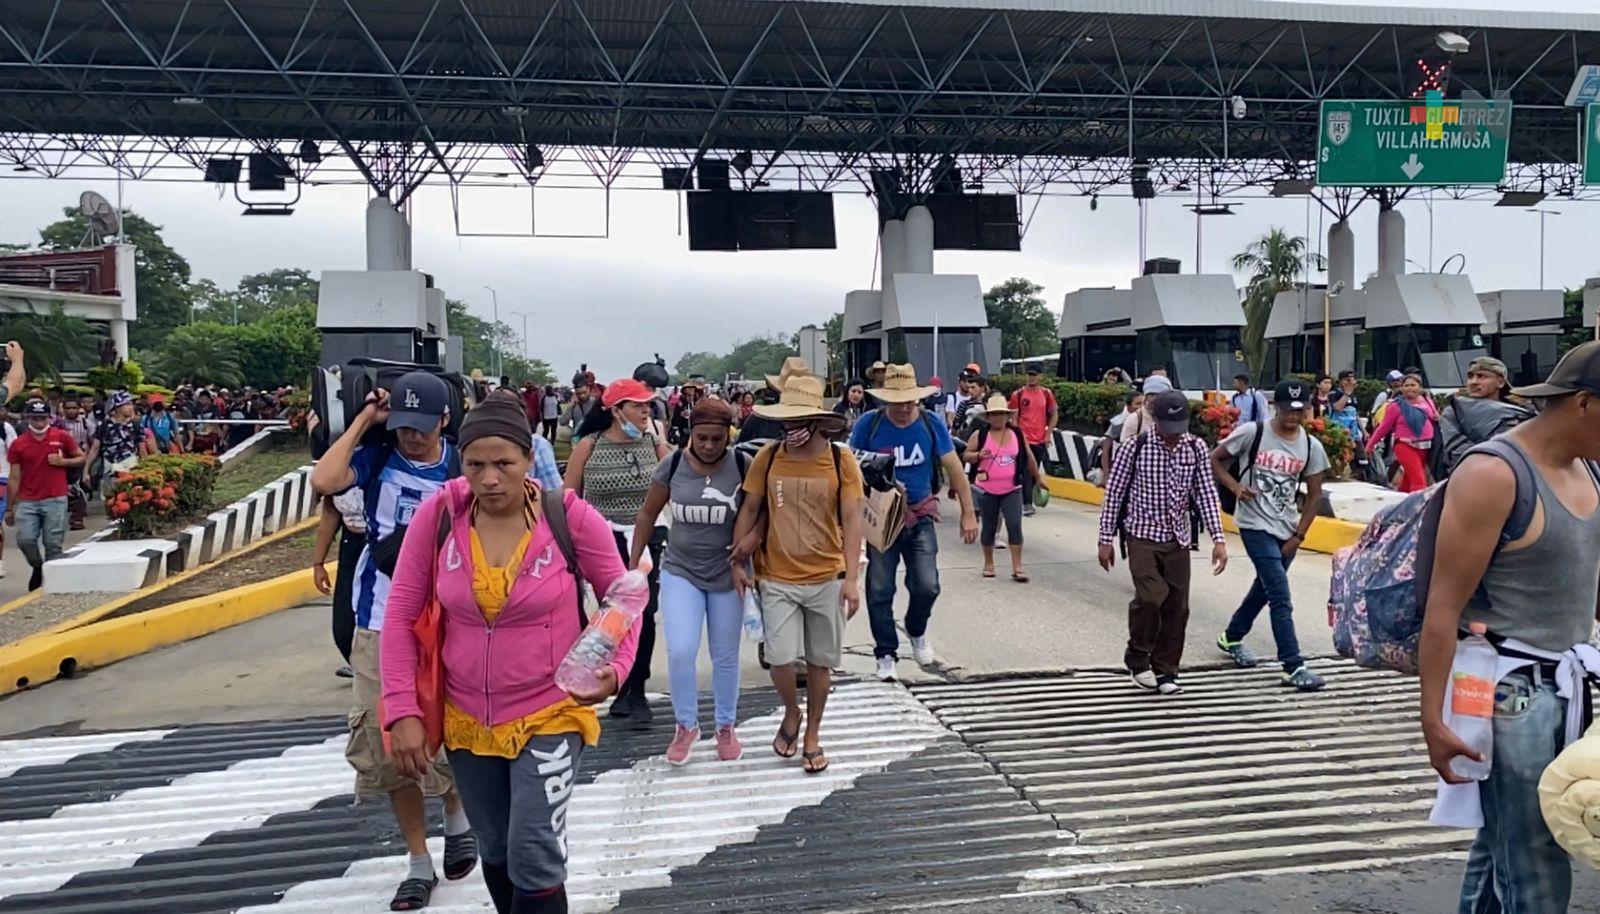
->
xmin=1097 ymin=430 xmax=1225 ymax=548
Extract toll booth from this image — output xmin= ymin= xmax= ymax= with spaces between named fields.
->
xmin=1261 ymin=284 xmax=1366 ymax=384
xmin=317 ymin=270 xmax=448 ymax=367
xmin=1130 ymin=273 xmax=1247 ymax=391
xmin=1057 ymin=288 xmax=1135 ymax=382
xmin=1479 ymin=290 xmax=1563 ymax=387
xmin=1359 ymin=273 xmax=1488 ymax=388
xmin=880 ymin=273 xmax=998 ymax=385
xmin=0 ymin=244 xmax=138 ymax=365
xmin=841 ymin=289 xmax=884 ymax=382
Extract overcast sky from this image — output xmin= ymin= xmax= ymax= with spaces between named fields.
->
xmin=1 ymin=0 xmax=1596 ymax=380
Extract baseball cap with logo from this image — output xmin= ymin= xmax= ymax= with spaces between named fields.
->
xmin=387 ymin=371 xmax=450 ymax=433
xmin=1274 ymin=379 xmax=1308 ymax=410
xmin=23 ymin=399 xmax=49 ymax=418
xmin=1150 ymin=390 xmax=1192 ymax=436
xmin=1512 ymin=340 xmax=1600 ymax=399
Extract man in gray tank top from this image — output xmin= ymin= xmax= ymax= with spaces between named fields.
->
xmin=1420 ymin=341 xmax=1600 ymax=913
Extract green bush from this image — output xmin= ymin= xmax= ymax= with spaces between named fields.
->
xmin=991 ymin=375 xmax=1130 ymax=434
xmin=1354 ymin=378 xmax=1386 ymax=414
xmin=87 ymin=358 xmax=145 ymax=392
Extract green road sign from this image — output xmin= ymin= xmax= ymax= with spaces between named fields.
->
xmin=1585 ymin=104 xmax=1600 ymax=185
xmin=1316 ymin=98 xmax=1512 ymax=187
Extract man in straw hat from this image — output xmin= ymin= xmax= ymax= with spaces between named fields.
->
xmin=731 ymin=371 xmax=864 ymax=775
xmin=849 ymin=364 xmax=978 ymax=682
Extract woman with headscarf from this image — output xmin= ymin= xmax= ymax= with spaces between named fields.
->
xmin=563 ymin=379 xmax=671 ymax=727
xmin=1435 ymin=355 xmax=1534 ymax=478
xmin=382 ymin=394 xmax=632 ymax=914
xmin=1364 ymin=373 xmax=1439 ymax=493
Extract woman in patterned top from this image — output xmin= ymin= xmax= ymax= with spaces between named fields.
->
xmin=562 ymin=378 xmax=670 ymax=728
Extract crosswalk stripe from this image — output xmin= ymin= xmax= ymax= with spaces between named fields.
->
xmin=0 ymin=730 xmax=174 ymax=779
xmin=910 ymin=658 xmax=1466 ymax=894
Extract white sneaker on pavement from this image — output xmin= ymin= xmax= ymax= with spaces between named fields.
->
xmin=875 ymin=656 xmax=897 ymax=682
xmin=1130 ymin=669 xmax=1158 ymax=691
xmin=910 ymin=635 xmax=934 ymax=666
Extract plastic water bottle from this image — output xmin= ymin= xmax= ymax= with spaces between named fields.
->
xmin=1447 ymin=623 xmax=1497 ymax=781
xmin=742 ymin=589 xmax=765 ymax=643
xmin=555 ymin=570 xmax=651 ymax=695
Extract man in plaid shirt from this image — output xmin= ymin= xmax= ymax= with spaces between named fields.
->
xmin=1097 ymin=389 xmax=1228 ymax=695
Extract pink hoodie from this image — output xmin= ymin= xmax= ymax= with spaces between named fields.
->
xmin=380 ymin=477 xmax=635 ymax=730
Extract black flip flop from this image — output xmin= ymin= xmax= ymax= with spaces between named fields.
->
xmin=390 ymin=876 xmax=437 ymax=911
xmin=802 ymin=748 xmax=829 ymax=775
xmin=773 ymin=724 xmax=799 ymax=759
xmin=443 ymin=831 xmax=478 ymax=880
xmin=1012 ymin=572 xmax=1030 ymax=584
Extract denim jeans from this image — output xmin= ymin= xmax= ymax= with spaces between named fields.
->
xmin=1459 ymin=672 xmax=1571 ymax=914
xmin=15 ymin=496 xmax=68 ymax=570
xmin=658 ymin=569 xmax=742 ymax=729
xmin=1224 ymin=527 xmax=1304 ymax=672
xmin=866 ymin=517 xmax=940 ymax=660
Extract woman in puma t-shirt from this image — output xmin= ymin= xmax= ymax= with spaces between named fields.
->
xmin=630 ymin=397 xmax=748 ymax=766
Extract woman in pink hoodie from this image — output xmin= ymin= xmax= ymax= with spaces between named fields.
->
xmin=383 ymin=393 xmax=634 ymax=914
xmin=1365 ymin=373 xmax=1440 ymax=493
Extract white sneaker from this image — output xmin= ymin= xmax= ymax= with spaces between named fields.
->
xmin=0 ymin=560 xmax=7 ymax=579
xmin=875 ymin=656 xmax=898 ymax=682
xmin=910 ymin=635 xmax=934 ymax=666
xmin=1130 ymin=669 xmax=1158 ymax=691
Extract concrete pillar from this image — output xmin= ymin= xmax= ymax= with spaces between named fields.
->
xmin=902 ymin=205 xmax=935 ymax=274
xmin=109 ymin=318 xmax=129 ymax=360
xmin=365 ymin=197 xmax=411 ymax=271
xmin=1377 ymin=207 xmax=1405 ymax=276
xmin=1327 ymin=219 xmax=1355 ymax=292
xmin=880 ymin=219 xmax=906 ymax=290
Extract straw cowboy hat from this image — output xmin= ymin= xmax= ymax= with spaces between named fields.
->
xmin=977 ymin=393 xmax=1016 ymax=416
xmin=765 ymin=356 xmax=814 ymax=390
xmin=753 ymin=373 xmax=841 ymax=422
xmin=869 ymin=364 xmax=935 ymax=403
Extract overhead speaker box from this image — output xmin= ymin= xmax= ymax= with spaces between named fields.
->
xmin=248 ymin=151 xmax=294 ymax=191
xmin=697 ymin=160 xmax=731 ymax=191
xmin=204 ymin=157 xmax=242 ymax=183
xmin=661 ymin=167 xmax=692 ymax=190
xmin=926 ymin=194 xmax=1020 ymax=251
xmin=687 ymin=191 xmax=836 ymax=251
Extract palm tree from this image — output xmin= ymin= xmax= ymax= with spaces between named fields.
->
xmin=0 ymin=305 xmax=102 ymax=384
xmin=1232 ymin=229 xmax=1323 ymax=376
xmin=151 ymin=324 xmax=244 ymax=388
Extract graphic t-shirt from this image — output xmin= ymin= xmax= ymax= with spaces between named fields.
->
xmin=348 ymin=442 xmax=457 ymax=630
xmin=96 ymin=419 xmax=141 ymax=465
xmin=743 ymin=443 xmax=864 ymax=585
xmin=654 ymin=451 xmax=742 ymax=591
xmin=1009 ymin=386 xmax=1057 ymax=445
xmin=1219 ymin=421 xmax=1329 ymax=541
xmin=849 ymin=410 xmax=954 ymax=504
xmin=8 ymin=428 xmax=80 ymax=500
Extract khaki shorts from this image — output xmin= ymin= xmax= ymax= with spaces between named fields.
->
xmin=759 ymin=578 xmax=845 ymax=668
xmin=347 ymin=627 xmax=455 ymax=798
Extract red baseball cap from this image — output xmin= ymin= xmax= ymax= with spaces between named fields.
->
xmin=601 ymin=378 xmax=654 ymax=408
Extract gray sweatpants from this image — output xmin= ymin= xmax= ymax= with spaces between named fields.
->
xmin=447 ymin=732 xmax=583 ymax=891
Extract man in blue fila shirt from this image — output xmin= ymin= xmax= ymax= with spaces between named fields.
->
xmin=850 ymin=364 xmax=978 ymax=683
xmin=312 ymin=370 xmax=476 ymax=911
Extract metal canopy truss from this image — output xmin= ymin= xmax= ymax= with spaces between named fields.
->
xmin=1 ymin=0 xmax=1598 ymax=204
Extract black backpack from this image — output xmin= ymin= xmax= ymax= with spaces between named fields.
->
xmin=310 ymin=358 xmax=471 ymax=458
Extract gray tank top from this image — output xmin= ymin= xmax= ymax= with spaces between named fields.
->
xmin=1463 ymin=442 xmax=1600 ymax=652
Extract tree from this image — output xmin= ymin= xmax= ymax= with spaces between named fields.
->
xmin=444 ymin=299 xmax=554 ymax=382
xmin=1232 ymin=229 xmax=1321 ymax=376
xmin=822 ymin=311 xmax=845 ymax=381
xmin=983 ymin=278 xmax=1058 ymax=360
xmin=37 ymin=208 xmax=193 ymax=350
xmin=234 ymin=303 xmax=321 ymax=388
xmin=149 ymin=323 xmax=244 ymax=388
xmin=0 ymin=305 xmax=102 ymax=384
xmin=719 ymin=335 xmax=795 ymax=383
xmin=675 ymin=351 xmax=724 ymax=380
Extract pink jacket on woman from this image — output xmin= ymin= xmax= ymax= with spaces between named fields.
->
xmin=380 ymin=477 xmax=634 ymax=730
xmin=1366 ymin=394 xmax=1439 ymax=452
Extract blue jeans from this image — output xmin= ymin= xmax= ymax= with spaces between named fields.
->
xmin=866 ymin=518 xmax=940 ymax=660
xmin=658 ymin=569 xmax=742 ymax=729
xmin=1459 ymin=672 xmax=1571 ymax=913
xmin=15 ymin=496 xmax=68 ymax=570
xmin=1224 ymin=527 xmax=1304 ymax=672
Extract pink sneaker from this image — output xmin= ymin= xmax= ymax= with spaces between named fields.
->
xmin=666 ymin=725 xmax=699 ymax=766
xmin=715 ymin=725 xmax=743 ymax=762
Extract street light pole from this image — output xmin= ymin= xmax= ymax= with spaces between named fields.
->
xmin=482 ymin=284 xmax=502 ymax=379
xmin=1322 ymin=280 xmax=1345 ymax=374
xmin=509 ymin=310 xmax=531 ymax=357
xmin=1528 ymin=208 xmax=1562 ymax=289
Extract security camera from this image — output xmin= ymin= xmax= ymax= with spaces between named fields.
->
xmin=1436 ymin=31 xmax=1470 ymax=55
xmin=1230 ymin=95 xmax=1247 ymax=120
xmin=1089 ymin=195 xmax=1099 ymax=212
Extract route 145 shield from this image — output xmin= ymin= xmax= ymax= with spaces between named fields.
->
xmin=1325 ymin=110 xmax=1352 ymax=147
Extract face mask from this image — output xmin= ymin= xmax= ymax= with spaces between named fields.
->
xmin=620 ymin=419 xmax=643 ymax=440
xmin=784 ymin=424 xmax=813 ymax=448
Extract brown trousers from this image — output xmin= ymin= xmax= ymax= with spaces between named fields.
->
xmin=1124 ymin=537 xmax=1192 ymax=678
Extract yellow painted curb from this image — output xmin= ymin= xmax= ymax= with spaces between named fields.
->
xmin=0 ymin=589 xmax=42 ymax=620
xmin=1043 ymin=475 xmax=1366 ymax=554
xmin=0 ymin=563 xmax=329 ymax=697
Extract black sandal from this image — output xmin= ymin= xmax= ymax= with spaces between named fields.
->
xmin=443 ymin=831 xmax=478 ymax=880
xmin=802 ymin=748 xmax=830 ymax=774
xmin=390 ymin=875 xmax=438 ymax=911
xmin=773 ymin=723 xmax=799 ymax=759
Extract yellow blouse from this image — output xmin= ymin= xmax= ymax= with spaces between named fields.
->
xmin=442 ymin=491 xmax=601 ymax=758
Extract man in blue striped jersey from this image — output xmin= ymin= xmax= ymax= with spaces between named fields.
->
xmin=312 ymin=370 xmax=476 ymax=912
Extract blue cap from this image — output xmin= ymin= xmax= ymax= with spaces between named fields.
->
xmin=387 ymin=372 xmax=449 ymax=433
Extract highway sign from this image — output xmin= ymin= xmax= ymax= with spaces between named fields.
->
xmin=1316 ymin=98 xmax=1512 ymax=187
xmin=1586 ymin=104 xmax=1600 ymax=186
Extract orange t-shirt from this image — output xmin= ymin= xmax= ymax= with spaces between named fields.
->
xmin=742 ymin=443 xmax=864 ymax=585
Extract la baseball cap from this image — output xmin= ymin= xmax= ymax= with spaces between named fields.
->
xmin=1513 ymin=340 xmax=1600 ymax=399
xmin=1150 ymin=390 xmax=1191 ymax=436
xmin=1274 ymin=379 xmax=1308 ymax=410
xmin=387 ymin=371 xmax=450 ymax=433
